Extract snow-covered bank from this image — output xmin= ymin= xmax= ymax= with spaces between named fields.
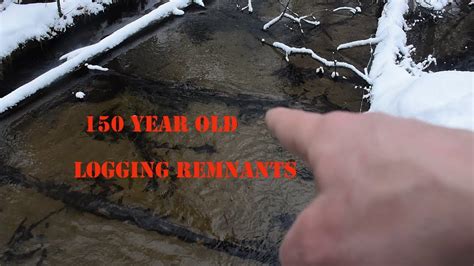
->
xmin=0 ymin=0 xmax=112 ymax=59
xmin=269 ymin=0 xmax=472 ymax=131
xmin=370 ymin=71 xmax=473 ymax=130
xmin=0 ymin=0 xmax=205 ymax=114
xmin=367 ymin=0 xmax=473 ymax=131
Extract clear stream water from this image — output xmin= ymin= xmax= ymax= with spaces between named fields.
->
xmin=0 ymin=0 xmax=471 ymax=264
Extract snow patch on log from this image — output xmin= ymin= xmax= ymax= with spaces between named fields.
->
xmin=0 ymin=0 xmax=205 ymax=114
xmin=74 ymin=91 xmax=86 ymax=99
xmin=333 ymin=6 xmax=361 ymax=14
xmin=337 ymin=37 xmax=381 ymax=50
xmin=85 ymin=63 xmax=109 ymax=71
xmin=0 ymin=0 xmax=113 ymax=59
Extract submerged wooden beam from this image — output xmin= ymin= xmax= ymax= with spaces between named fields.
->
xmin=0 ymin=165 xmax=278 ymax=264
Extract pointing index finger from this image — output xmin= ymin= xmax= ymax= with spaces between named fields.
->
xmin=265 ymin=107 xmax=322 ymax=164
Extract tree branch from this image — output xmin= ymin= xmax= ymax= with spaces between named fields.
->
xmin=272 ymin=42 xmax=372 ymax=83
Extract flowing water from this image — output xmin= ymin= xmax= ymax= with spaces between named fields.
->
xmin=0 ymin=0 xmax=471 ymax=264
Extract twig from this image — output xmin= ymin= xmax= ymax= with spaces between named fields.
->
xmin=240 ymin=0 xmax=253 ymax=13
xmin=263 ymin=1 xmax=319 ymax=33
xmin=263 ymin=0 xmax=290 ymax=30
xmin=283 ymin=13 xmax=320 ymax=33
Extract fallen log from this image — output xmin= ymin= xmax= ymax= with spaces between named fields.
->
xmin=0 ymin=165 xmax=278 ymax=264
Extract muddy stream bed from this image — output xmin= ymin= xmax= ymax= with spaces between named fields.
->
xmin=0 ymin=0 xmax=472 ymax=264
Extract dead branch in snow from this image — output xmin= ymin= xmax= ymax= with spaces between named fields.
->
xmin=271 ymin=42 xmax=372 ymax=83
xmin=0 ymin=0 xmax=206 ymax=114
xmin=263 ymin=0 xmax=319 ymax=33
xmin=333 ymin=6 xmax=362 ymax=14
xmin=337 ymin=37 xmax=382 ymax=50
xmin=262 ymin=0 xmax=289 ymax=30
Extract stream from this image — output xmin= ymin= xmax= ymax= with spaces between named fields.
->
xmin=0 ymin=0 xmax=472 ymax=264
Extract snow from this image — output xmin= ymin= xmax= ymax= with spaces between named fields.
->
xmin=272 ymin=42 xmax=371 ymax=83
xmin=370 ymin=71 xmax=473 ymax=131
xmin=1 ymin=0 xmax=472 ymax=132
xmin=0 ymin=0 xmax=112 ymax=59
xmin=74 ymin=91 xmax=86 ymax=99
xmin=415 ymin=0 xmax=449 ymax=10
xmin=367 ymin=0 xmax=473 ymax=131
xmin=368 ymin=0 xmax=412 ymax=83
xmin=85 ymin=63 xmax=109 ymax=71
xmin=333 ymin=6 xmax=361 ymax=14
xmin=263 ymin=10 xmax=286 ymax=30
xmin=263 ymin=9 xmax=320 ymax=32
xmin=271 ymin=0 xmax=472 ymax=131
xmin=0 ymin=0 xmax=205 ymax=114
xmin=337 ymin=37 xmax=381 ymax=50
xmin=240 ymin=0 xmax=253 ymax=12
xmin=283 ymin=13 xmax=320 ymax=26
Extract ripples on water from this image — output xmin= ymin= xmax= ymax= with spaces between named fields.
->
xmin=1 ymin=0 xmax=470 ymax=263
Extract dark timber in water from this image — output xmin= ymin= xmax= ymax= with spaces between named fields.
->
xmin=0 ymin=164 xmax=279 ymax=264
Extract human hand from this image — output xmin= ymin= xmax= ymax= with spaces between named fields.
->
xmin=265 ymin=108 xmax=474 ymax=265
